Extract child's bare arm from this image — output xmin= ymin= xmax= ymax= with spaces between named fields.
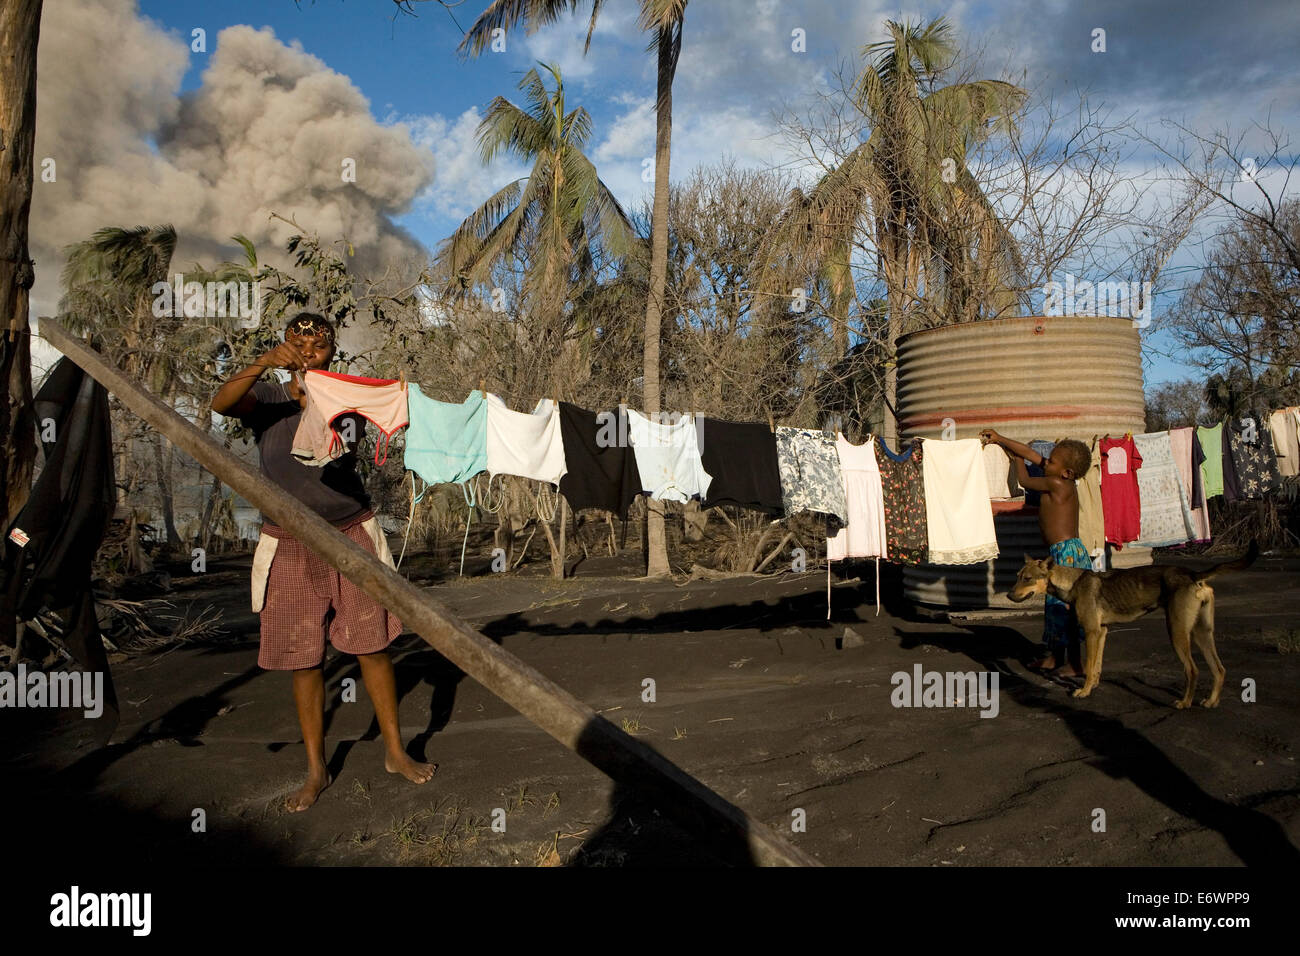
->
xmin=979 ymin=429 xmax=1043 ymax=465
xmin=1012 ymin=455 xmax=1050 ymax=490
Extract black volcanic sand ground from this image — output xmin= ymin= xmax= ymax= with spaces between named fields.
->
xmin=2 ymin=545 xmax=1298 ymax=867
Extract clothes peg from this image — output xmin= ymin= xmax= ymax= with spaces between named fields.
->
xmin=479 ymin=378 xmax=485 ymax=398
xmin=767 ymin=410 xmax=775 ymax=433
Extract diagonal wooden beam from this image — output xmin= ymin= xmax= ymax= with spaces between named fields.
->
xmin=40 ymin=318 xmax=819 ymax=867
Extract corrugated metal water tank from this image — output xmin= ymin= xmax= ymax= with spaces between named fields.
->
xmin=897 ymin=315 xmax=1149 ymax=608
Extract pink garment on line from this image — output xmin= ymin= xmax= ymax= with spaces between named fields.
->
xmin=1169 ymin=426 xmax=1212 ymax=542
xmin=291 ymin=369 xmax=409 ymax=466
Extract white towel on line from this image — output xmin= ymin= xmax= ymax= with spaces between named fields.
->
xmin=922 ymin=438 xmax=999 ymax=565
xmin=485 ymin=395 xmax=568 ymax=486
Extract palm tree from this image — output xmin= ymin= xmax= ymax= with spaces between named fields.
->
xmin=460 ymin=0 xmax=687 ymax=578
xmin=434 ymin=63 xmax=635 ymax=316
xmin=759 ymin=17 xmax=1028 ymax=441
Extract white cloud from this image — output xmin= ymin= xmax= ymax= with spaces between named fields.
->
xmin=400 ymin=107 xmax=532 ymax=226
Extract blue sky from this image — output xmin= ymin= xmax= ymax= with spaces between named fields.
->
xmin=72 ymin=1 xmax=1300 ymax=390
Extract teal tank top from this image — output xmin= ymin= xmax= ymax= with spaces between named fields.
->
xmin=405 ymin=384 xmax=488 ymax=494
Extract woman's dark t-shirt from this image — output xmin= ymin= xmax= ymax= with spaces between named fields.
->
xmin=239 ymin=380 xmax=369 ymax=524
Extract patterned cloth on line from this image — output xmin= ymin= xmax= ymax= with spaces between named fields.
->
xmin=252 ymin=511 xmax=403 ymax=670
xmin=1223 ymin=413 xmax=1281 ymax=502
xmin=1132 ymin=431 xmax=1194 ymax=548
xmin=1044 ymin=536 xmax=1092 ymax=653
xmin=774 ymin=426 xmax=848 ymax=528
xmin=875 ymin=436 xmax=928 ymax=565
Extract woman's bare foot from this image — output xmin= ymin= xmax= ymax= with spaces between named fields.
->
xmin=386 ymin=751 xmax=437 ymax=784
xmin=286 ymin=768 xmax=331 ymax=812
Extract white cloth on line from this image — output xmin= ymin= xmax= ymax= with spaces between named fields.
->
xmin=826 ymin=435 xmax=888 ymax=561
xmin=625 ymin=409 xmax=712 ymax=502
xmin=1269 ymin=408 xmax=1300 ymax=478
xmin=485 ymin=395 xmax=568 ymax=486
xmin=982 ymin=442 xmax=1020 ymax=499
xmin=921 ymin=438 xmax=999 ymax=565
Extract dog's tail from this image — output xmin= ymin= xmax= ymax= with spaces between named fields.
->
xmin=1196 ymin=540 xmax=1259 ymax=582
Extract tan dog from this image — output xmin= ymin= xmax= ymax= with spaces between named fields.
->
xmin=1008 ymin=542 xmax=1258 ymax=707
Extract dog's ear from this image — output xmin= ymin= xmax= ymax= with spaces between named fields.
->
xmin=1022 ymin=553 xmax=1031 ymax=564
xmin=1045 ymin=558 xmax=1056 ymax=569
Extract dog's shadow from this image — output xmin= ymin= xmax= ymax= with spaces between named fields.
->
xmin=915 ymin=622 xmax=1300 ymax=867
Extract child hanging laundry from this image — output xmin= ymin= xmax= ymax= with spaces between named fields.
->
xmin=210 ymin=312 xmax=435 ymax=812
xmin=291 ymin=369 xmax=409 ymax=466
xmin=981 ymin=430 xmax=1091 ymax=676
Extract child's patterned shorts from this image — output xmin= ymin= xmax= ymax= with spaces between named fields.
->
xmin=1043 ymin=536 xmax=1092 ymax=651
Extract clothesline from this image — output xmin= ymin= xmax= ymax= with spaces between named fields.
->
xmin=285 ymin=370 xmax=1296 ymax=579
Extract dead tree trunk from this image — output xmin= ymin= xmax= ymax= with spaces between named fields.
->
xmin=0 ymin=0 xmax=43 ymax=528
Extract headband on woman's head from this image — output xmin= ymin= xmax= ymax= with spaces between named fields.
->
xmin=285 ymin=314 xmax=336 ymax=346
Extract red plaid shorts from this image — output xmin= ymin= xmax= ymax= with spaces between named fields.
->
xmin=255 ymin=511 xmax=403 ymax=670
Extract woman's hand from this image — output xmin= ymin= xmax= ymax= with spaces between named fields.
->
xmin=262 ymin=342 xmax=307 ymax=371
xmin=979 ymin=429 xmax=1000 ymax=446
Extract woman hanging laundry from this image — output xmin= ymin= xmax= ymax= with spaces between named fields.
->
xmin=210 ymin=312 xmax=434 ymax=813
